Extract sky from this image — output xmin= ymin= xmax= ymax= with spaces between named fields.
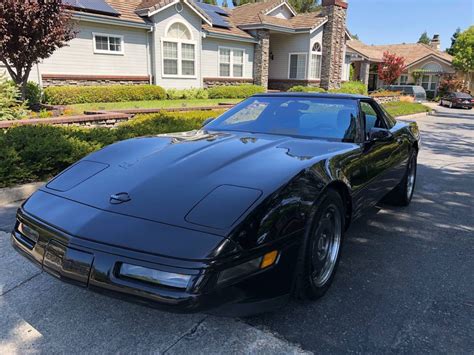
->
xmin=346 ymin=0 xmax=473 ymax=50
xmin=217 ymin=0 xmax=473 ymax=50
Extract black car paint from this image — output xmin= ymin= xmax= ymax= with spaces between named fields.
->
xmin=12 ymin=93 xmax=420 ymax=315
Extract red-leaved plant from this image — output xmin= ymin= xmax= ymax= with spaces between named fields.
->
xmin=378 ymin=51 xmax=406 ymax=85
xmin=0 ymin=0 xmax=76 ymax=99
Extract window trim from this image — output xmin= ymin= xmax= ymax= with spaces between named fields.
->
xmin=218 ymin=46 xmax=246 ymax=79
xmin=288 ymin=52 xmax=307 ymax=80
xmin=309 ymin=43 xmax=322 ymax=80
xmin=160 ymin=38 xmax=197 ymax=79
xmin=92 ymin=33 xmax=124 ymax=55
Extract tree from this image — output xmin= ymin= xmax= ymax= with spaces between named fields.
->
xmin=351 ymin=34 xmax=360 ymax=40
xmin=451 ymin=26 xmax=474 ymax=87
xmin=289 ymin=0 xmax=320 ymax=13
xmin=447 ymin=27 xmax=461 ymax=56
xmin=202 ymin=0 xmax=218 ymax=4
xmin=418 ymin=31 xmax=431 ymax=45
xmin=222 ymin=0 xmax=229 ymax=7
xmin=378 ymin=51 xmax=406 ymax=85
xmin=0 ymin=0 xmax=75 ymax=100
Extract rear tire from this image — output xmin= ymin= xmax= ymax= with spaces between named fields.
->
xmin=294 ymin=189 xmax=345 ymax=300
xmin=385 ymin=150 xmax=417 ymax=206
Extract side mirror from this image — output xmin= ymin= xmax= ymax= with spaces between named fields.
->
xmin=368 ymin=128 xmax=393 ymax=142
xmin=202 ymin=117 xmax=214 ymax=127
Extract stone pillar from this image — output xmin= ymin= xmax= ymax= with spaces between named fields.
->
xmin=320 ymin=0 xmax=348 ymax=90
xmin=360 ymin=61 xmax=370 ymax=86
xmin=253 ymin=29 xmax=270 ymax=89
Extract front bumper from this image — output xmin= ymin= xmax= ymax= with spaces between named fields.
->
xmin=11 ymin=210 xmax=301 ymax=316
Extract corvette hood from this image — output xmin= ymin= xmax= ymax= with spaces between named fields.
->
xmin=39 ymin=130 xmax=355 ymax=236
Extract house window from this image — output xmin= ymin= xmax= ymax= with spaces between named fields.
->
xmin=219 ymin=47 xmax=244 ymax=78
xmin=310 ymin=43 xmax=322 ymax=79
xmin=421 ymin=75 xmax=439 ymax=91
xmin=289 ymin=53 xmax=307 ymax=79
xmin=93 ymin=33 xmax=124 ymax=54
xmin=162 ymin=22 xmax=196 ymax=77
xmin=398 ymin=75 xmax=408 ymax=85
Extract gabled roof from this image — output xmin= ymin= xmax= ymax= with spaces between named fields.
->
xmin=346 ymin=40 xmax=453 ymax=66
xmin=230 ymin=0 xmax=327 ymax=31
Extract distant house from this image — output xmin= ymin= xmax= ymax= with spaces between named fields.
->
xmin=2 ymin=0 xmax=353 ymax=91
xmin=346 ymin=35 xmax=455 ymax=97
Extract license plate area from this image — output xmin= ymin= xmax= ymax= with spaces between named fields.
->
xmin=43 ymin=240 xmax=94 ymax=287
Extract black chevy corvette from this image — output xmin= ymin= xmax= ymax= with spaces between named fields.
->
xmin=12 ymin=93 xmax=420 ymax=316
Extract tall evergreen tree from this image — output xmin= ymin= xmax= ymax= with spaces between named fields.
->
xmin=418 ymin=31 xmax=431 ymax=45
xmin=222 ymin=0 xmax=229 ymax=7
xmin=447 ymin=28 xmax=461 ymax=56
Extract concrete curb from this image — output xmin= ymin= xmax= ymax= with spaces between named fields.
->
xmin=0 ymin=182 xmax=44 ymax=205
xmin=395 ymin=112 xmax=430 ymax=120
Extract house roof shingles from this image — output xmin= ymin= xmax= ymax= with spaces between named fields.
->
xmin=346 ymin=39 xmax=453 ymax=66
xmin=230 ymin=0 xmax=327 ymax=31
xmin=74 ymin=0 xmax=326 ymax=38
xmin=103 ymin=0 xmax=146 ymax=23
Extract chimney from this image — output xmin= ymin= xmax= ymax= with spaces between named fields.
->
xmin=430 ymin=34 xmax=441 ymax=51
xmin=320 ymin=0 xmax=348 ymax=90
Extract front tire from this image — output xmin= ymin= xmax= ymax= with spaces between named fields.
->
xmin=385 ymin=151 xmax=417 ymax=206
xmin=295 ymin=189 xmax=345 ymax=300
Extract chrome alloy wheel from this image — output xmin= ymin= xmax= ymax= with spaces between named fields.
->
xmin=311 ymin=205 xmax=342 ymax=287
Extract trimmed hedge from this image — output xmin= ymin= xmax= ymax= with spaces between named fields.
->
xmin=207 ymin=84 xmax=265 ymax=99
xmin=288 ymin=81 xmax=368 ymax=95
xmin=288 ymin=86 xmax=326 ymax=93
xmin=0 ymin=109 xmax=225 ymax=187
xmin=44 ymin=85 xmax=166 ymax=105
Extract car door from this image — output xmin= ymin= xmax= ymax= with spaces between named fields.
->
xmin=358 ymin=100 xmax=402 ymax=208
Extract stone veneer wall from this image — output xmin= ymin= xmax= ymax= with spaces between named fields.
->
xmin=320 ymin=0 xmax=348 ymax=90
xmin=203 ymin=78 xmax=254 ymax=88
xmin=253 ymin=30 xmax=270 ymax=88
xmin=41 ymin=75 xmax=150 ymax=88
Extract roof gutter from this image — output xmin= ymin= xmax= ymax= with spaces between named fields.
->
xmin=205 ymin=31 xmax=258 ymax=43
xmin=238 ymin=24 xmax=310 ymax=34
xmin=72 ymin=13 xmax=152 ymax=30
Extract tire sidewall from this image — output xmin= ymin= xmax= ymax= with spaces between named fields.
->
xmin=296 ymin=189 xmax=345 ymax=300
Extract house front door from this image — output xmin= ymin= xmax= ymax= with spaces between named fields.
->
xmin=368 ymin=74 xmax=378 ymax=91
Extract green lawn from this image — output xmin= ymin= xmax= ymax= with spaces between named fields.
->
xmin=65 ymin=98 xmax=242 ymax=115
xmin=382 ymin=101 xmax=431 ymax=117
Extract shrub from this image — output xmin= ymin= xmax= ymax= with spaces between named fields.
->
xmin=43 ymin=84 xmax=166 ymax=105
xmin=166 ymin=88 xmax=209 ymax=100
xmin=288 ymin=86 xmax=326 ymax=93
xmin=370 ymin=90 xmax=401 ymax=97
xmin=207 ymin=84 xmax=265 ymax=99
xmin=330 ymin=81 xmax=368 ymax=95
xmin=0 ymin=109 xmax=225 ymax=187
xmin=25 ymin=81 xmax=42 ymax=108
xmin=0 ymin=74 xmax=29 ymax=120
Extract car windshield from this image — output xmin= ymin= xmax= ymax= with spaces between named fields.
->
xmin=205 ymin=96 xmax=359 ymax=141
xmin=454 ymin=92 xmax=472 ymax=99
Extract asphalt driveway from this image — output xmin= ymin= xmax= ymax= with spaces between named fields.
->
xmin=1 ymin=111 xmax=473 ymax=353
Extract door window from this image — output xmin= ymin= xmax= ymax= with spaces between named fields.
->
xmin=360 ymin=101 xmax=387 ymax=136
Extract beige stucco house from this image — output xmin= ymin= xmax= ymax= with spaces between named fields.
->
xmin=1 ymin=0 xmax=353 ymax=91
xmin=346 ymin=35 xmax=455 ymax=97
